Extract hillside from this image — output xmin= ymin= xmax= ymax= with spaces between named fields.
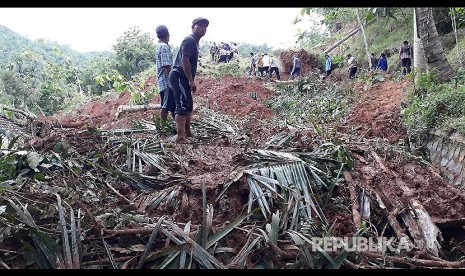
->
xmin=0 ymin=24 xmax=109 ymax=67
xmin=2 ymin=9 xmax=465 ymax=269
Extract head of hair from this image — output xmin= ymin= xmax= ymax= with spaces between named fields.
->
xmin=381 ymin=53 xmax=386 ymax=57
xmin=155 ymin=25 xmax=169 ymax=39
xmin=403 ymin=40 xmax=408 ymax=45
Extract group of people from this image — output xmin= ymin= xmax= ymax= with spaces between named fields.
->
xmin=210 ymin=42 xmax=238 ymax=63
xmin=248 ymin=52 xmax=282 ymax=80
xmin=155 ymin=17 xmax=209 ymax=144
xmin=155 ymin=18 xmax=413 ymax=144
xmin=324 ymin=40 xmax=412 ymax=80
xmin=249 ymin=53 xmax=300 ymax=81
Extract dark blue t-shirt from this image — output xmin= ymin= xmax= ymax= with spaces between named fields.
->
xmin=172 ymin=34 xmax=199 ymax=79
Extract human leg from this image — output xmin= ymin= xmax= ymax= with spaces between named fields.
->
xmin=160 ymin=87 xmax=175 ymax=123
xmin=169 ymin=71 xmax=192 ymax=143
xmin=185 ymin=112 xmax=193 ymax=138
xmin=405 ymin=58 xmax=411 ymax=74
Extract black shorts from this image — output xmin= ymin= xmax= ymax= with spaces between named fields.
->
xmin=168 ymin=71 xmax=193 ymax=116
xmin=159 ymin=87 xmax=175 ymax=112
xmin=349 ymin=67 xmax=357 ymax=78
xmin=326 ymin=69 xmax=332 ymax=76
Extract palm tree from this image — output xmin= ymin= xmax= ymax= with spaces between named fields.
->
xmin=413 ymin=8 xmax=427 ymax=73
xmin=415 ymin=7 xmax=455 ymax=82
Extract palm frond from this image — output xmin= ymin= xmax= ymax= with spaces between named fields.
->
xmin=161 ymin=221 xmax=226 ymax=269
xmin=136 ymin=216 xmax=164 ymax=269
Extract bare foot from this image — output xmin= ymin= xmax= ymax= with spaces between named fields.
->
xmin=176 ymin=137 xmax=192 ymax=144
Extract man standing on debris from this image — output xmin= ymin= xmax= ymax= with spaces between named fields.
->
xmin=399 ymin=40 xmax=412 ymax=75
xmin=168 ymin=17 xmax=209 ymax=144
xmin=155 ymin=25 xmax=175 ymax=124
xmin=290 ymin=54 xmax=301 ymax=80
xmin=347 ymin=54 xmax=358 ymax=79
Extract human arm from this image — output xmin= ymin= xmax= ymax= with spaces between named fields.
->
xmin=160 ymin=44 xmax=172 ymax=76
xmin=182 ymin=54 xmax=196 ymax=93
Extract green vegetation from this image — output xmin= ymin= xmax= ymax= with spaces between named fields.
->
xmin=267 ymin=73 xmax=351 ymax=128
xmin=402 ymin=70 xmax=465 ymax=142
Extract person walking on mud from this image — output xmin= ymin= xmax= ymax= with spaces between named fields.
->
xmin=168 ymin=17 xmax=209 ymax=144
xmin=155 ymin=25 xmax=175 ymax=124
xmin=324 ymin=54 xmax=332 ymax=79
xmin=399 ymin=40 xmax=412 ymax=75
xmin=249 ymin=52 xmax=257 ymax=76
xmin=290 ymin=54 xmax=301 ymax=80
xmin=347 ymin=54 xmax=358 ymax=79
xmin=269 ymin=55 xmax=280 ymax=80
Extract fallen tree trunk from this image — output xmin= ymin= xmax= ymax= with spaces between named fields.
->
xmin=342 ymin=171 xmax=362 ymax=228
xmin=364 ymin=251 xmax=465 ymax=268
xmin=0 ymin=104 xmax=37 ymax=121
xmin=371 ymin=151 xmax=443 ymax=256
xmin=323 ymin=18 xmax=377 ymax=55
xmin=115 ymin=104 xmax=160 ymax=118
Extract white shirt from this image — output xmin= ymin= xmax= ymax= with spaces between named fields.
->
xmin=262 ymin=55 xmax=271 ymax=67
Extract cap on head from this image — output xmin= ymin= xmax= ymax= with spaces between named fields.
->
xmin=192 ymin=17 xmax=209 ymax=28
xmin=155 ymin=25 xmax=169 ymax=39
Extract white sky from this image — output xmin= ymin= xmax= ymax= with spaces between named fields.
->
xmin=0 ymin=7 xmax=313 ymax=52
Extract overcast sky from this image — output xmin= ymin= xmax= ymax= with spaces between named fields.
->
xmin=0 ymin=8 xmax=318 ymax=52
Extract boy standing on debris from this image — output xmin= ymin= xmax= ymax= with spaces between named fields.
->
xmin=155 ymin=25 xmax=175 ymax=123
xmin=168 ymin=17 xmax=209 ymax=144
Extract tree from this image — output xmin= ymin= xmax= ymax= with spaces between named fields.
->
xmin=355 ymin=8 xmax=372 ymax=69
xmin=113 ymin=27 xmax=156 ymax=80
xmin=413 ymin=9 xmax=427 ymax=74
xmin=415 ymin=7 xmax=455 ymax=82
